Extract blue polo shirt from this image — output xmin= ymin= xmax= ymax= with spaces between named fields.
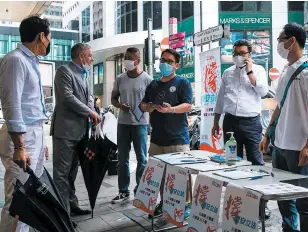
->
xmin=142 ymin=76 xmax=192 ymax=146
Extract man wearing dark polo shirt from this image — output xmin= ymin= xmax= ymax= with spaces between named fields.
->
xmin=140 ymin=48 xmax=192 ymax=219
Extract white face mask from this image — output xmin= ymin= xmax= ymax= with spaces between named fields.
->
xmin=277 ymin=42 xmax=290 ymax=59
xmin=232 ymin=56 xmax=246 ymax=68
xmin=124 ymin=60 xmax=136 ymax=71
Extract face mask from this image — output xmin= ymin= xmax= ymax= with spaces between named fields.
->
xmin=159 ymin=63 xmax=174 ymax=77
xmin=277 ymin=42 xmax=290 ymax=59
xmin=81 ymin=55 xmax=91 ymax=73
xmin=41 ymin=37 xmax=50 ymax=56
xmin=124 ymin=60 xmax=136 ymax=71
xmin=232 ymin=55 xmax=246 ymax=68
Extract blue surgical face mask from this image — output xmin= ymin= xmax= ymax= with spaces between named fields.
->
xmin=159 ymin=63 xmax=174 ymax=77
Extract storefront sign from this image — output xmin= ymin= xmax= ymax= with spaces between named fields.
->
xmin=133 ymin=158 xmax=165 ymax=215
xmin=193 ymin=25 xmax=224 ymax=46
xmin=222 ymin=184 xmax=262 ymax=232
xmin=199 ymin=47 xmax=224 ymax=154
xmin=169 ymin=32 xmax=185 ymax=41
xmin=169 ymin=40 xmax=185 ymax=49
xmin=162 ymin=165 xmax=188 ymax=227
xmin=187 ymin=174 xmax=223 ymax=232
xmin=220 ymin=17 xmax=270 ymax=25
xmin=169 ymin=17 xmax=178 ymax=35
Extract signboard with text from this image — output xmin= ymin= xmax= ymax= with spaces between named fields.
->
xmin=199 ymin=47 xmax=224 ymax=154
xmin=193 ymin=25 xmax=225 ymax=46
xmin=222 ymin=184 xmax=262 ymax=232
xmin=187 ymin=174 xmax=223 ymax=232
xmin=133 ymin=158 xmax=165 ymax=215
xmin=162 ymin=165 xmax=188 ymax=227
xmin=169 ymin=32 xmax=186 ymax=49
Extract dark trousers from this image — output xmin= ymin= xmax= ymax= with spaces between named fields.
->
xmin=272 ymin=146 xmax=308 ymax=232
xmin=53 ymin=137 xmax=82 ymax=213
xmin=223 ymin=113 xmax=264 ymax=165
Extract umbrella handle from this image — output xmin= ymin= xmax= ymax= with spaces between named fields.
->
xmin=25 ymin=164 xmax=35 ymax=176
xmin=12 ymin=215 xmax=19 ymax=232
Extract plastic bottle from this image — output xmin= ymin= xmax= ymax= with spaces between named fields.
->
xmin=225 ymin=132 xmax=237 ymax=166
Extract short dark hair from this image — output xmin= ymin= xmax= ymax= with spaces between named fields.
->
xmin=71 ymin=43 xmax=91 ymax=59
xmin=19 ymin=16 xmax=50 ymax=43
xmin=233 ymin=39 xmax=252 ymax=53
xmin=284 ymin=23 xmax=306 ymax=49
xmin=161 ymin=49 xmax=181 ymax=63
xmin=126 ymin=47 xmax=140 ymax=57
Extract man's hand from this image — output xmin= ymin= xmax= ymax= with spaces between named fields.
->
xmin=299 ymin=143 xmax=308 ymax=166
xmin=211 ymin=123 xmax=220 ymax=138
xmin=45 ymin=146 xmax=49 ymax=161
xmin=89 ymin=111 xmax=101 ymax=126
xmin=156 ymin=103 xmax=172 ymax=114
xmin=120 ymin=103 xmax=131 ymax=111
xmin=13 ymin=148 xmax=31 ymax=171
xmin=140 ymin=103 xmax=155 ymax=113
xmin=245 ymin=58 xmax=253 ymax=73
xmin=259 ymin=137 xmax=270 ymax=154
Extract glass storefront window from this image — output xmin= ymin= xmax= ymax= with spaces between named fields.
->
xmin=98 ymin=64 xmax=103 ymax=83
xmin=288 ymin=1 xmax=304 ymax=11
xmin=143 ymin=1 xmax=162 ymax=30
xmin=82 ymin=7 xmax=91 ymax=42
xmin=169 ymin=1 xmax=194 ymax=22
xmin=115 ymin=1 xmax=138 ymax=34
xmin=220 ymin=1 xmax=271 ymax=12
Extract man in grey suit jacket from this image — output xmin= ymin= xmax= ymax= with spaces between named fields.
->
xmin=50 ymin=43 xmax=101 ymax=217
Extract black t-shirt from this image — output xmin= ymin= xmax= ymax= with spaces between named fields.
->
xmin=142 ymin=76 xmax=193 ymax=146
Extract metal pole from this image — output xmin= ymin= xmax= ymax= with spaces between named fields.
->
xmin=147 ymin=18 xmax=153 ymax=77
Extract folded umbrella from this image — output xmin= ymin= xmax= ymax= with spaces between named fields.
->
xmin=9 ymin=165 xmax=75 ymax=232
xmin=80 ymin=129 xmax=117 ymax=218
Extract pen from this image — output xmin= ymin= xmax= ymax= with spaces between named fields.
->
xmin=250 ymin=176 xmax=263 ymax=180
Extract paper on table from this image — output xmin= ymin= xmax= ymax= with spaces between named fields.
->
xmin=213 ymin=169 xmax=270 ymax=180
xmin=245 ymin=183 xmax=308 ymax=195
xmin=153 ymin=152 xmax=207 ymax=165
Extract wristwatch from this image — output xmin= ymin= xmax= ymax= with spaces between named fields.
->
xmin=14 ymin=144 xmax=25 ymax=151
xmin=247 ymin=70 xmax=254 ymax=76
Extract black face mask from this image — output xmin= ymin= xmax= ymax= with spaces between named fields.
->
xmin=45 ymin=42 xmax=50 ymax=56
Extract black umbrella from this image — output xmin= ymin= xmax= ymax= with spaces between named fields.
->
xmin=9 ymin=165 xmax=75 ymax=232
xmin=80 ymin=133 xmax=117 ymax=218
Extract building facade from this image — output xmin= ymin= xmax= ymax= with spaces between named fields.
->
xmin=41 ymin=1 xmax=63 ymax=29
xmin=62 ymin=1 xmax=306 ymax=107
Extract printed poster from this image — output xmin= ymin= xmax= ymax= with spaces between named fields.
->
xmin=199 ymin=47 xmax=224 ymax=155
xmin=222 ymin=184 xmax=262 ymax=232
xmin=162 ymin=165 xmax=188 ymax=227
xmin=187 ymin=174 xmax=223 ymax=232
xmin=133 ymin=158 xmax=165 ymax=215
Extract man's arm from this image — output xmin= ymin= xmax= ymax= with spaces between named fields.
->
xmin=174 ymin=79 xmax=192 ymax=113
xmin=213 ymin=73 xmax=226 ymax=125
xmin=263 ymin=106 xmax=279 ymax=137
xmin=55 ymin=67 xmax=92 ymax=117
xmin=0 ymin=57 xmax=27 ymax=145
xmin=139 ymin=82 xmax=154 ymax=113
xmin=249 ymin=66 xmax=269 ymax=97
xmin=111 ymin=90 xmax=122 ymax=109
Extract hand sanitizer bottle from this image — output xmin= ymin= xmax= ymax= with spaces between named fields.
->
xmin=225 ymin=132 xmax=237 ymax=166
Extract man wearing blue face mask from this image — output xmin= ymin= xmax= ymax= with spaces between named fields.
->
xmin=50 ymin=43 xmax=101 ymax=221
xmin=213 ymin=39 xmax=268 ymax=165
xmin=140 ymin=49 xmax=193 ymax=219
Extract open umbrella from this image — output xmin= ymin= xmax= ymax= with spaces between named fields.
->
xmin=80 ymin=130 xmax=117 ymax=218
xmin=9 ymin=165 xmax=74 ymax=232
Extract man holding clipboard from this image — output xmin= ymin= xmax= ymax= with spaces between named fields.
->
xmin=111 ymin=47 xmax=152 ymax=204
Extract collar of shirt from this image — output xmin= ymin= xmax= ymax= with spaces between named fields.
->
xmin=289 ymin=56 xmax=307 ymax=69
xmin=71 ymin=61 xmax=87 ymax=76
xmin=17 ymin=44 xmax=39 ymax=64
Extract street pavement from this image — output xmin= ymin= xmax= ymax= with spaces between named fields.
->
xmin=0 ymin=125 xmax=285 ymax=231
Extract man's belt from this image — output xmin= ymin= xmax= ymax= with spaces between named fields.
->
xmin=225 ymin=113 xmax=259 ymax=120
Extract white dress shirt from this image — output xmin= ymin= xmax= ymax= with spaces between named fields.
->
xmin=215 ymin=64 xmax=269 ymax=117
xmin=274 ymin=56 xmax=308 ymax=151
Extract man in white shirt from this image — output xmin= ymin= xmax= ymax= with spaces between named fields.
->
xmin=260 ymin=23 xmax=308 ymax=232
xmin=213 ymin=39 xmax=268 ymax=165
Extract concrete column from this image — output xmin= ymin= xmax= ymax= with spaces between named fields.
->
xmin=138 ymin=1 xmax=143 ymax=31
xmin=103 ymin=1 xmax=115 ymax=37
xmin=161 ymin=1 xmax=169 ymax=38
xmin=103 ymin=60 xmax=115 ymax=107
xmin=272 ymin=1 xmax=288 ymax=72
xmin=90 ymin=3 xmax=94 ymax=41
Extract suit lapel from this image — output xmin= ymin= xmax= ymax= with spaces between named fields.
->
xmin=69 ymin=62 xmax=88 ymax=100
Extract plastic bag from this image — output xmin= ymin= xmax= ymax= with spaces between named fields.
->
xmin=93 ymin=112 xmax=117 ymax=145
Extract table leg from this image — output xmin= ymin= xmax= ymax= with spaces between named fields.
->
xmin=260 ymin=199 xmax=266 ymax=232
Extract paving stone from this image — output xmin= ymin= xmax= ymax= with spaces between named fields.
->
xmin=77 ymin=217 xmax=113 ymax=232
xmin=105 ymin=216 xmax=137 ymax=229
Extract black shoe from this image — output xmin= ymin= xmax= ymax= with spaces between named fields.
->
xmin=72 ymin=220 xmax=77 ymax=228
xmin=148 ymin=201 xmax=163 ymax=219
xmin=111 ymin=192 xmax=130 ymax=204
xmin=71 ymin=207 xmax=91 ymax=216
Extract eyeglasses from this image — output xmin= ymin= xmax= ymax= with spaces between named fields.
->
xmin=232 ymin=52 xmax=250 ymax=57
xmin=160 ymin=58 xmax=175 ymax=65
xmin=277 ymin=36 xmax=290 ymax=42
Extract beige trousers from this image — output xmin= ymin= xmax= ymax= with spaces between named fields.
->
xmin=148 ymin=143 xmax=190 ymax=156
xmin=0 ymin=123 xmax=45 ymax=232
